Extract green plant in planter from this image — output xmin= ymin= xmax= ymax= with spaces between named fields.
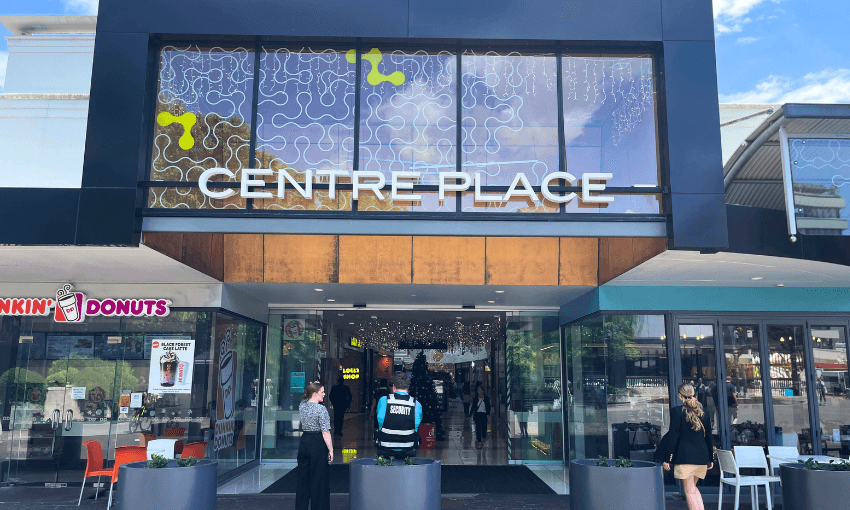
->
xmin=176 ymin=457 xmax=199 ymax=468
xmin=403 ymin=456 xmax=416 ymax=466
xmin=799 ymin=458 xmax=850 ymax=471
xmin=375 ymin=456 xmax=394 ymax=466
xmin=595 ymin=456 xmax=610 ymax=467
xmin=147 ymin=454 xmax=169 ymax=469
xmin=615 ymin=456 xmax=634 ymax=468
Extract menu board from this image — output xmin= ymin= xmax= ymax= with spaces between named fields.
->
xmin=46 ymin=335 xmax=95 ymax=359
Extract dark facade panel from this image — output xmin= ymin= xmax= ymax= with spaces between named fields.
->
xmin=660 ymin=0 xmax=714 ymax=41
xmin=670 ymin=193 xmax=729 ymax=250
xmin=662 ymin=40 xmax=724 ymax=195
xmin=75 ymin=188 xmax=139 ymax=245
xmin=408 ymin=0 xmax=662 ymax=41
xmin=81 ymin=31 xmax=150 ymax=189
xmin=725 ymin=205 xmax=802 ymax=259
xmin=97 ymin=0 xmax=409 ymax=38
xmin=0 ymin=188 xmax=79 ymax=245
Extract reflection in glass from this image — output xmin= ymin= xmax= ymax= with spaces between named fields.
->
xmin=256 ymin=48 xmax=355 ymax=211
xmin=506 ymin=312 xmax=562 ymax=462
xmin=568 ymin=315 xmax=667 ymax=462
xmin=262 ymin=314 xmax=323 ymax=460
xmin=767 ymin=326 xmax=810 ymax=453
xmin=790 ymin=139 xmax=850 ymax=235
xmin=812 ymin=327 xmax=850 ymax=457
xmin=461 ymin=52 xmax=559 ymax=213
xmin=722 ymin=325 xmax=766 ymax=447
xmin=678 ymin=324 xmax=720 ymax=485
xmin=149 ymin=46 xmax=255 ymax=209
xmin=358 ymin=49 xmax=457 ymax=212
xmin=562 ymin=56 xmax=659 ymax=214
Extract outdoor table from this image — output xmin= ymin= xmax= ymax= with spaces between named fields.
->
xmin=147 ymin=438 xmax=179 ymax=459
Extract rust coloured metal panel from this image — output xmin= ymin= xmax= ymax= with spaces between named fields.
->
xmin=633 ymin=237 xmax=667 ymax=267
xmin=142 ymin=232 xmax=183 ymax=262
xmin=412 ymin=237 xmax=485 ymax=286
xmin=485 ymin=237 xmax=559 ymax=286
xmin=559 ymin=238 xmax=598 ymax=286
xmin=338 ymin=236 xmax=412 ymax=284
xmin=223 ymin=234 xmax=264 ymax=282
xmin=264 ymin=235 xmax=339 ymax=284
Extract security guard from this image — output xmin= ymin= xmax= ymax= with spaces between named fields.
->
xmin=376 ymin=372 xmax=422 ymax=458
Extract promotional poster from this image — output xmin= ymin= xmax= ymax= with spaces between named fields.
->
xmin=147 ymin=338 xmax=195 ymax=394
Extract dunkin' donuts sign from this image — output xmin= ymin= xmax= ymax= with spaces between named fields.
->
xmin=0 ymin=284 xmax=171 ymax=323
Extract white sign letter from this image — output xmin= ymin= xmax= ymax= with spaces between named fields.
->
xmin=277 ymin=169 xmax=313 ymax=199
xmin=439 ymin=172 xmax=471 ymax=200
xmin=353 ymin=171 xmax=386 ymax=200
xmin=199 ymin=167 xmax=236 ymax=199
xmin=474 ymin=173 xmax=504 ymax=202
xmin=391 ymin=171 xmax=422 ymax=201
xmin=581 ymin=173 xmax=614 ymax=203
xmin=241 ymin=169 xmax=273 ymax=199
xmin=541 ymin=172 xmax=577 ymax=203
xmin=504 ymin=173 xmax=539 ymax=202
xmin=315 ymin=170 xmax=350 ymax=199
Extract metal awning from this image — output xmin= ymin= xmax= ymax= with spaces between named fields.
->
xmin=724 ymin=104 xmax=850 ymax=211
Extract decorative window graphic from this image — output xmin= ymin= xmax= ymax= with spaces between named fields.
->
xmin=145 ymin=44 xmax=662 ymax=216
xmin=149 ymin=46 xmax=255 ymax=209
xmin=789 ymin=138 xmax=850 ymax=236
xmin=462 ymin=51 xmax=559 ymax=213
xmin=562 ymin=55 xmax=659 ymax=214
xmin=358 ymin=48 xmax=457 ymax=213
xmin=255 ymin=47 xmax=355 ymax=211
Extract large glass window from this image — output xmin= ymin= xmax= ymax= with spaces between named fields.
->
xmin=568 ymin=315 xmax=667 ymax=462
xmin=811 ymin=326 xmax=850 ymax=458
xmin=722 ymin=324 xmax=767 ymax=447
xmin=789 ymin=139 xmax=850 ymax=235
xmin=358 ymin=48 xmax=457 ymax=213
xmin=255 ymin=47 xmax=355 ymax=211
xmin=766 ymin=325 xmax=811 ymax=452
xmin=149 ymin=46 xmax=255 ymax=209
xmin=461 ymin=51 xmax=559 ymax=213
xmin=562 ymin=56 xmax=659 ymax=214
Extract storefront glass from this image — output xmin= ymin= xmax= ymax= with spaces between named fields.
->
xmin=766 ymin=325 xmax=811 ymax=452
xmin=567 ymin=314 xmax=668 ymax=462
xmin=811 ymin=326 xmax=850 ymax=457
xmin=0 ymin=311 xmax=262 ymax=483
xmin=506 ymin=312 xmax=562 ymax=462
xmin=722 ymin=324 xmax=767 ymax=448
xmin=678 ymin=324 xmax=719 ymax=485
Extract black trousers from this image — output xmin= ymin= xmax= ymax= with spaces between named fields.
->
xmin=295 ymin=432 xmax=330 ymax=510
xmin=332 ymin=405 xmax=346 ymax=434
xmin=473 ymin=412 xmax=488 ymax=442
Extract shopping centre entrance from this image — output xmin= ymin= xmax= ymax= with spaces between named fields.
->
xmin=260 ymin=310 xmax=564 ymax=467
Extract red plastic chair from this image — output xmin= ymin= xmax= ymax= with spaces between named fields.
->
xmin=180 ymin=441 xmax=208 ymax=459
xmin=107 ymin=446 xmax=148 ymax=508
xmin=79 ymin=441 xmax=113 ymax=505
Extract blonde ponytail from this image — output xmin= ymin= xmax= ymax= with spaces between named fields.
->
xmin=678 ymin=383 xmax=705 ymax=432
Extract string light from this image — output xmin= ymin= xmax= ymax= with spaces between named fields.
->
xmin=354 ymin=317 xmax=501 ymax=353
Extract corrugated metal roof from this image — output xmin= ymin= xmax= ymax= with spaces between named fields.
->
xmin=723 ymin=104 xmax=850 ymax=210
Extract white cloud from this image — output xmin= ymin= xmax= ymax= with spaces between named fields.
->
xmin=736 ymin=36 xmax=760 ymax=45
xmin=716 ymin=23 xmax=744 ymax=34
xmin=63 ymin=0 xmax=99 ymax=15
xmin=713 ymin=0 xmax=772 ymax=19
xmin=720 ymin=69 xmax=850 ymax=104
xmin=0 ymin=51 xmax=8 ymax=93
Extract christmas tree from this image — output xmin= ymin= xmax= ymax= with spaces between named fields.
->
xmin=408 ymin=351 xmax=445 ymax=440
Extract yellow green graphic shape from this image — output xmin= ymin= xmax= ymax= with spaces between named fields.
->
xmin=156 ymin=111 xmax=197 ymax=150
xmin=346 ymin=48 xmax=405 ymax=86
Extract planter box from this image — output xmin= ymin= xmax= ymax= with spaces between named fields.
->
xmin=569 ymin=459 xmax=665 ymax=510
xmin=780 ymin=463 xmax=850 ymax=510
xmin=350 ymin=457 xmax=440 ymax=510
xmin=115 ymin=459 xmax=217 ymax=510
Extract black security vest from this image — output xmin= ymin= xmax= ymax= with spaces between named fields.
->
xmin=379 ymin=393 xmax=417 ymax=451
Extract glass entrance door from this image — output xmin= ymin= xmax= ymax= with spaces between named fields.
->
xmin=765 ymin=325 xmax=812 ymax=452
xmin=809 ymin=325 xmax=850 ymax=458
xmin=721 ymin=324 xmax=768 ymax=448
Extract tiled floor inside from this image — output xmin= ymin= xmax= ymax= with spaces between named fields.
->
xmin=219 ymin=399 xmax=568 ymax=495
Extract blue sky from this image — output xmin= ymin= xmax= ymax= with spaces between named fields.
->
xmin=1 ymin=0 xmax=849 ymax=103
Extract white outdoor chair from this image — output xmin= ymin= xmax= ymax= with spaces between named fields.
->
xmin=716 ymin=449 xmax=776 ymax=510
xmin=766 ymin=446 xmax=798 ymax=478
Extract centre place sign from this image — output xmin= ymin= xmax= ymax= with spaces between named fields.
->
xmin=198 ymin=168 xmax=615 ymax=205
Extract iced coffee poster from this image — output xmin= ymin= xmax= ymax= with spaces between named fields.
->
xmin=213 ymin=326 xmax=238 ymax=451
xmin=148 ymin=338 xmax=195 ymax=394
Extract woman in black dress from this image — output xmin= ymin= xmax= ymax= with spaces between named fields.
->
xmin=662 ymin=383 xmax=714 ymax=510
xmin=469 ymin=385 xmax=491 ymax=449
xmin=296 ymin=382 xmax=333 ymax=510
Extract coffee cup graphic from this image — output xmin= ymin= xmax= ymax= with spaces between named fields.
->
xmin=160 ymin=350 xmax=179 ymax=387
xmin=176 ymin=361 xmax=192 ymax=385
xmin=56 ymin=284 xmax=80 ymax=322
